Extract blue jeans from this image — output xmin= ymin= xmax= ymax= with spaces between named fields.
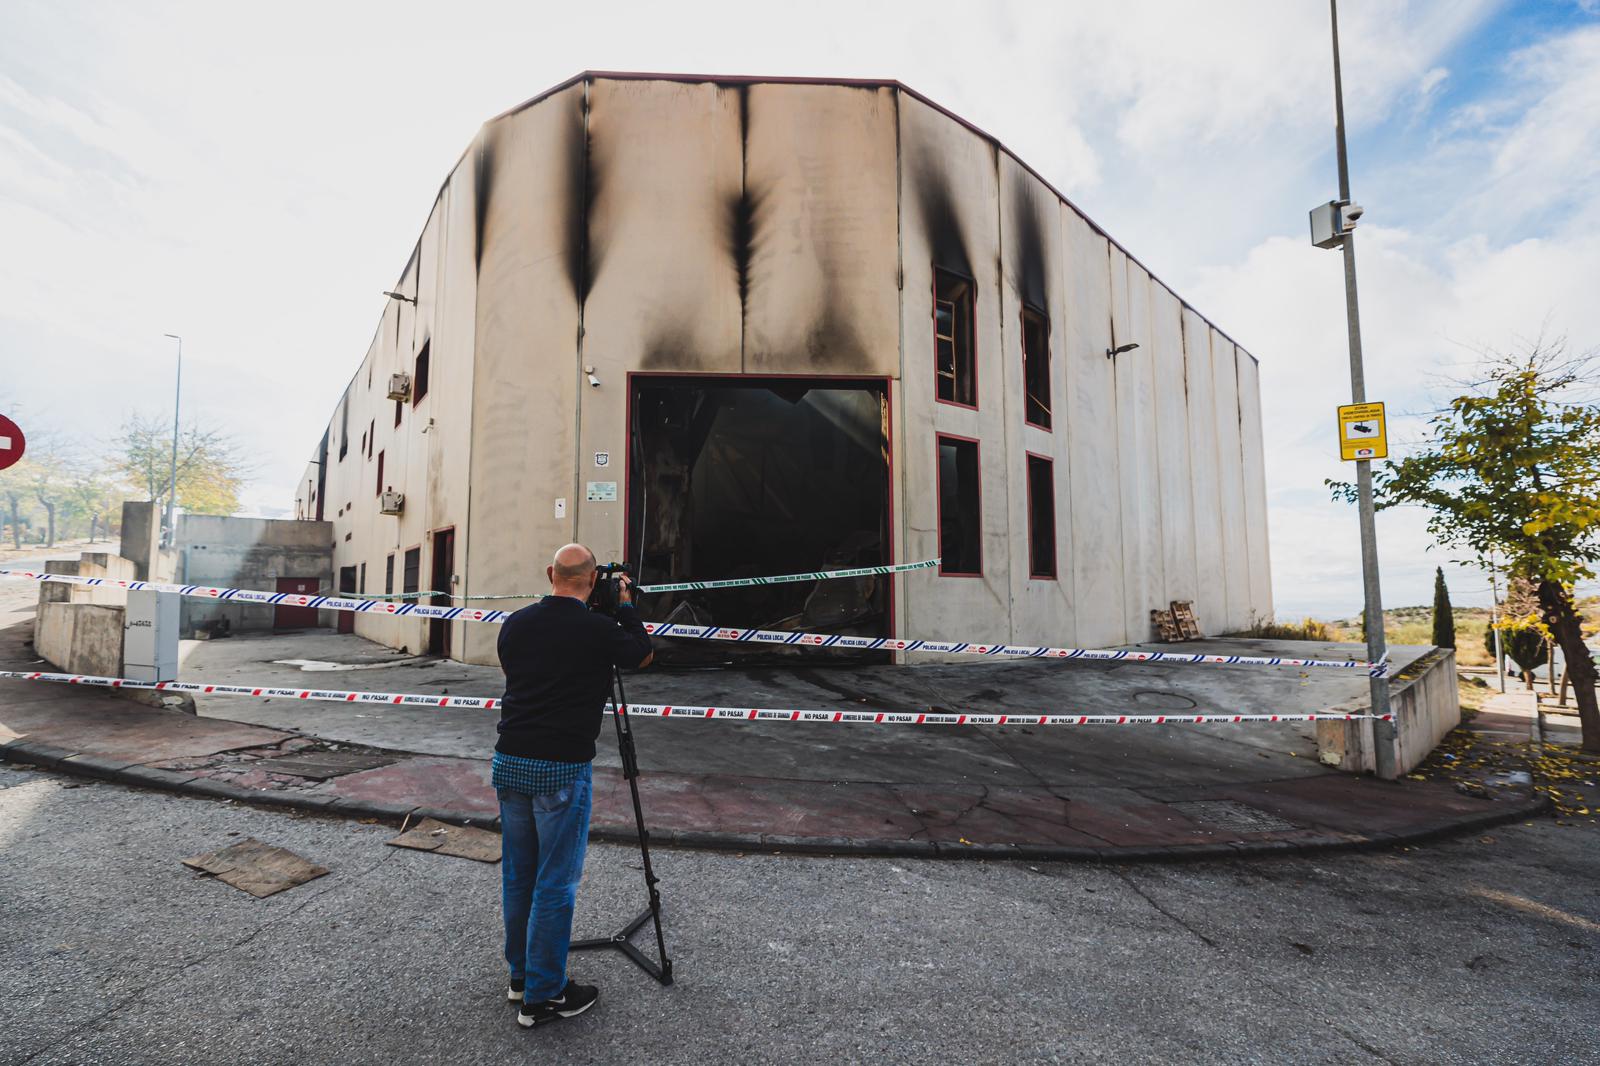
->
xmin=498 ymin=764 xmax=593 ymax=1003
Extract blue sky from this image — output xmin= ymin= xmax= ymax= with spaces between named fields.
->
xmin=2 ymin=0 xmax=1598 ymax=618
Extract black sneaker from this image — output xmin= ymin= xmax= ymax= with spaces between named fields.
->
xmin=506 ymin=978 xmax=524 ymax=1003
xmin=517 ymin=981 xmax=599 ymax=1028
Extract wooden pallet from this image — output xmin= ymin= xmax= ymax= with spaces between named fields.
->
xmin=1151 ymin=601 xmax=1204 ymax=642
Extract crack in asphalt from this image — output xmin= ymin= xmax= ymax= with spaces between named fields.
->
xmin=1112 ymin=866 xmax=1407 ymax=1066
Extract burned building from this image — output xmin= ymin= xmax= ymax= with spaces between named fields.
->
xmin=295 ymin=72 xmax=1273 ymax=666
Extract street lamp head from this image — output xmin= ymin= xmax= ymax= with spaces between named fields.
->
xmin=383 ymin=291 xmax=417 ymax=305
xmin=1106 ymin=342 xmax=1140 ymax=359
xmin=164 ymin=333 xmax=181 ymax=340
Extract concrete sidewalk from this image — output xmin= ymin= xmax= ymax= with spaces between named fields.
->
xmin=0 ymin=606 xmax=1549 ymax=858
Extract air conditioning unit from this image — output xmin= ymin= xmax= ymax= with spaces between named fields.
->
xmin=387 ymin=373 xmax=411 ymax=401
xmin=379 ymin=491 xmax=405 ymax=515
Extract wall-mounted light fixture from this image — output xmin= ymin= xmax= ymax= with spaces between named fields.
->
xmin=382 ymin=290 xmax=416 ymax=305
xmin=1106 ymin=342 xmax=1140 ymax=360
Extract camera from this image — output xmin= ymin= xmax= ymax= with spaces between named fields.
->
xmin=589 ymin=561 xmax=632 ymax=616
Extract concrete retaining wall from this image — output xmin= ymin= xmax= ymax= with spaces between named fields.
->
xmin=177 ymin=514 xmax=334 ymax=634
xmin=1317 ymin=647 xmax=1461 ymax=778
xmin=34 ymin=601 xmax=125 ymax=677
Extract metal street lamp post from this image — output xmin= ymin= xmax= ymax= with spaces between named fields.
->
xmin=1318 ymin=0 xmax=1397 ymax=777
xmin=162 ymin=333 xmax=182 ymax=547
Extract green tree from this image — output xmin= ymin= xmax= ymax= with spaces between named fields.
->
xmin=115 ymin=413 xmax=249 ymax=517
xmin=1431 ymin=567 xmax=1456 ymax=649
xmin=1337 ymin=340 xmax=1600 ymax=751
xmin=1484 ymin=621 xmax=1546 ymax=690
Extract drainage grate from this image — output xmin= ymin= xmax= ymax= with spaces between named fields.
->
xmin=1167 ymin=800 xmax=1301 ymax=834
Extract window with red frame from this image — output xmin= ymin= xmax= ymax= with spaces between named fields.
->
xmin=937 ymin=436 xmax=981 ymax=575
xmin=1026 ymin=454 xmax=1056 ymax=578
xmin=1022 ymin=307 xmax=1051 ymax=429
xmin=934 ymin=269 xmax=976 ymax=407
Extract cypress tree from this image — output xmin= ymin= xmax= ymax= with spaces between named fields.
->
xmin=1432 ymin=567 xmax=1456 ymax=648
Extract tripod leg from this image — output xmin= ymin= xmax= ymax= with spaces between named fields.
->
xmin=568 ymin=665 xmax=673 ymax=985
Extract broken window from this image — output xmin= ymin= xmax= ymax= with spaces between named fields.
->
xmin=385 ymin=553 xmax=395 ymax=595
xmin=937 ymin=435 xmax=981 ymax=576
xmin=628 ymin=376 xmax=891 ymax=662
xmin=403 ymin=547 xmax=420 ymax=596
xmin=934 ymin=269 xmax=976 ymax=407
xmin=1026 ymin=453 xmax=1056 ymax=578
xmin=1022 ymin=307 xmax=1051 ymax=430
xmin=376 ymin=450 xmax=384 ymax=497
xmin=413 ymin=341 xmax=431 ymax=405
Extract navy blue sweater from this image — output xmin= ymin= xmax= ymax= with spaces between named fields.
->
xmin=495 ymin=596 xmax=653 ymax=761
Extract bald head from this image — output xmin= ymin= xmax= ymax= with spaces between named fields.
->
xmin=548 ymin=543 xmax=598 ymax=598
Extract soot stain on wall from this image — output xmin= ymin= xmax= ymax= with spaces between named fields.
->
xmin=722 ymin=85 xmax=768 ymax=340
xmin=914 ymin=163 xmax=971 ymax=280
xmin=473 ymin=124 xmax=498 ymax=272
xmin=1011 ymin=178 xmax=1051 ymax=312
xmin=640 ymin=320 xmax=700 ymax=371
xmin=562 ymin=87 xmax=605 ymax=308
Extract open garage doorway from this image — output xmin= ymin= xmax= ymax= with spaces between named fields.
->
xmin=628 ymin=375 xmax=892 ymax=662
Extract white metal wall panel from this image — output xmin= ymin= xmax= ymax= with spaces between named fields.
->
xmin=1063 ymin=211 xmax=1126 ymax=647
xmin=1211 ymin=333 xmax=1250 ymax=631
xmin=1113 ymin=253 xmax=1164 ymax=642
xmin=1236 ymin=352 xmax=1274 ymax=621
xmin=1183 ymin=308 xmax=1226 ymax=635
xmin=998 ymin=153 xmax=1075 ymax=646
xmin=464 ymin=87 xmax=586 ymax=662
xmin=896 ymin=93 xmax=1012 ymax=645
xmin=1150 ymin=285 xmax=1198 ymax=610
xmin=743 ymin=84 xmax=900 ymax=378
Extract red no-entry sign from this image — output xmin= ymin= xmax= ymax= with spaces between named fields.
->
xmin=0 ymin=414 xmax=25 ymax=471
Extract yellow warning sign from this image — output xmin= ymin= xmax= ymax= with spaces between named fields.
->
xmin=1337 ymin=402 xmax=1387 ymax=461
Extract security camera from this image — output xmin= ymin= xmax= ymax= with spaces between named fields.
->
xmin=1342 ymin=202 xmax=1365 ymax=225
xmin=584 ymin=365 xmax=601 ymax=388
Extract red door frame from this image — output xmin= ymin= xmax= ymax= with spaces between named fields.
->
xmin=624 ymin=371 xmax=897 ymax=638
xmin=428 ymin=526 xmax=455 ymax=658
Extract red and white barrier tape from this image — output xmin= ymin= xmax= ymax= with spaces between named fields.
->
xmin=0 ymin=670 xmax=1390 ymax=726
xmin=0 ymin=569 xmax=1389 ymax=676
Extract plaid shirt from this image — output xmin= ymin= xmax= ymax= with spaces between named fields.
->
xmin=491 ymin=751 xmax=586 ymax=796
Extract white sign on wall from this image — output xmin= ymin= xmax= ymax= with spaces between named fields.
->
xmin=586 ymin=481 xmax=618 ymax=502
xmin=594 ymin=451 xmax=610 ymax=467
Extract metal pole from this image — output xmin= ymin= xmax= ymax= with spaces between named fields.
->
xmin=1329 ymin=0 xmax=1396 ymax=778
xmin=163 ymin=334 xmax=182 ymax=547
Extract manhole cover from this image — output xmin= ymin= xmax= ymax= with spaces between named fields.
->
xmin=1167 ymin=800 xmax=1300 ymax=834
xmin=1132 ymin=691 xmax=1198 ymax=710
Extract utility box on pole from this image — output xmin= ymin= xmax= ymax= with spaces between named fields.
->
xmin=1309 ymin=199 xmax=1363 ymax=250
xmin=124 ymin=589 xmax=178 ymax=682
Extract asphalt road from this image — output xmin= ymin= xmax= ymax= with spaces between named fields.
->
xmin=3 ymin=764 xmax=1597 ymax=1065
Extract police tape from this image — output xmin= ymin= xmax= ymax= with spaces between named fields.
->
xmin=364 ymin=557 xmax=943 ymax=601
xmin=0 ymin=568 xmax=1389 ymax=677
xmin=0 ymin=670 xmax=1392 ymax=726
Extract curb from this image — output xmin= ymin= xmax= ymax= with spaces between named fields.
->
xmin=1 ymin=740 xmax=1552 ymax=862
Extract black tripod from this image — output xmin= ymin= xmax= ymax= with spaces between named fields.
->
xmin=568 ymin=664 xmax=673 ymax=985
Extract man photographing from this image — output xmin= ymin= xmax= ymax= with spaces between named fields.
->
xmin=494 ymin=543 xmax=653 ymax=1029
